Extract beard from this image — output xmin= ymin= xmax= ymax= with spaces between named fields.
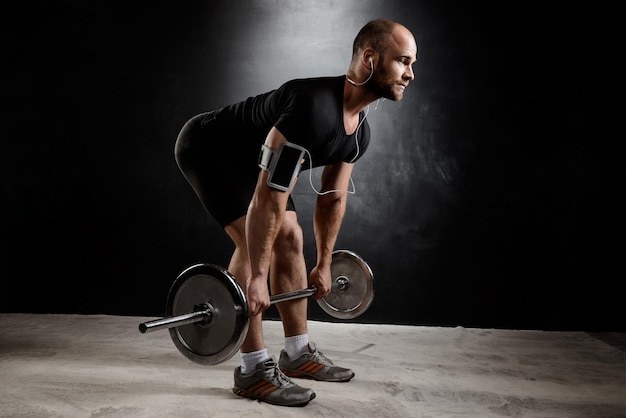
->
xmin=366 ymin=66 xmax=405 ymax=101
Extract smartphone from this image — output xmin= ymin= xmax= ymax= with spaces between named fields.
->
xmin=266 ymin=142 xmax=307 ymax=192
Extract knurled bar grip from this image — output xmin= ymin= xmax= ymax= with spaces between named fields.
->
xmin=267 ymin=286 xmax=317 ymax=304
xmin=138 ymin=286 xmax=318 ymax=334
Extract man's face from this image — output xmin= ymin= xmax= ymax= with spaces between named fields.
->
xmin=369 ymin=27 xmax=417 ymax=101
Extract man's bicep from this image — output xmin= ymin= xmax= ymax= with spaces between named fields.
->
xmin=264 ymin=126 xmax=289 ymax=148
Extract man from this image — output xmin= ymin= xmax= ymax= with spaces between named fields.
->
xmin=174 ymin=18 xmax=417 ymax=407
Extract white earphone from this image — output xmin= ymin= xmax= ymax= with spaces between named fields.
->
xmin=346 ymin=57 xmax=374 ymax=86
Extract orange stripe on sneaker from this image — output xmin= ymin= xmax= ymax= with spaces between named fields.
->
xmin=248 ymin=380 xmax=275 ymax=397
xmin=258 ymin=384 xmax=278 ymax=398
xmin=298 ymin=361 xmax=324 ymax=374
xmin=308 ymin=363 xmax=324 ymax=374
xmin=296 ymin=361 xmax=315 ymax=373
xmin=247 ymin=380 xmax=270 ymax=392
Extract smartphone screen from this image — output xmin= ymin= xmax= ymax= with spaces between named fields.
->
xmin=269 ymin=144 xmax=305 ymax=190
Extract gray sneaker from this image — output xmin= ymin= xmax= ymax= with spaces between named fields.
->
xmin=279 ymin=342 xmax=355 ymax=382
xmin=233 ymin=356 xmax=316 ymax=406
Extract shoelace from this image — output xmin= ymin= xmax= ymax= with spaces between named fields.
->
xmin=311 ymin=349 xmax=335 ymax=366
xmin=267 ymin=364 xmax=292 ymax=386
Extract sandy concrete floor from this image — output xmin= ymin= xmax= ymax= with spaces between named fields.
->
xmin=1 ymin=314 xmax=625 ymax=417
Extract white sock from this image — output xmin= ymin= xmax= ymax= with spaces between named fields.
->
xmin=284 ymin=334 xmax=309 ymax=359
xmin=240 ymin=349 xmax=269 ymax=374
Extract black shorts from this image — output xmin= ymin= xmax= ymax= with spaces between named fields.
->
xmin=174 ymin=112 xmax=296 ymax=228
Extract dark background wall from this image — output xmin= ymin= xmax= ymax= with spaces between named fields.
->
xmin=1 ymin=1 xmax=623 ymax=332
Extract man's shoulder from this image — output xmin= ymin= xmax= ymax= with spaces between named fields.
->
xmin=279 ymin=75 xmax=344 ymax=93
xmin=275 ymin=76 xmax=344 ymax=111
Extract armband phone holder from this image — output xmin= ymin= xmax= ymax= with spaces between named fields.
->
xmin=258 ymin=142 xmax=307 ymax=192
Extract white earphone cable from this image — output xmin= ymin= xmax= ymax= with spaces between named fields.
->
xmin=346 ymin=59 xmax=374 ymax=86
xmin=305 ymin=105 xmax=370 ymax=195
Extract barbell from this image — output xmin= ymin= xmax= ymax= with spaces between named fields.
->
xmin=138 ymin=249 xmax=375 ymax=365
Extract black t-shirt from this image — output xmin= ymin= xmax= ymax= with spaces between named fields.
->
xmin=213 ymin=76 xmax=370 ymax=170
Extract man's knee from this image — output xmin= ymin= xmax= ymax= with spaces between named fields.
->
xmin=225 ymin=216 xmax=248 ymax=249
xmin=274 ymin=213 xmax=303 ymax=256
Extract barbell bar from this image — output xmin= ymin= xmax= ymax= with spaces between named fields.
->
xmin=139 ymin=286 xmax=319 ymax=334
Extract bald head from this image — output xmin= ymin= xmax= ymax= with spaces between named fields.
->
xmin=352 ymin=19 xmax=417 ymax=60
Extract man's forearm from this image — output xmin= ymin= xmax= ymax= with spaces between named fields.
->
xmin=246 ymin=194 xmax=285 ymax=281
xmin=313 ymin=194 xmax=347 ymax=267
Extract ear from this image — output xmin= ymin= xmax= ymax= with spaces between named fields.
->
xmin=362 ymin=48 xmax=376 ymax=67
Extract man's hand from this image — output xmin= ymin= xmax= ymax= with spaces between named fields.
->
xmin=246 ymin=276 xmax=270 ymax=316
xmin=308 ymin=265 xmax=332 ymax=299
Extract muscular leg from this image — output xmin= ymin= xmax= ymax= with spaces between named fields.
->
xmin=270 ymin=211 xmax=308 ymax=338
xmin=270 ymin=213 xmax=354 ymax=382
xmin=224 ymin=216 xmax=265 ymax=353
xmin=225 ymin=211 xmax=308 ymax=352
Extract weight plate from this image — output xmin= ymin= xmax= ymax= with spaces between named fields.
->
xmin=317 ymin=250 xmax=375 ymax=319
xmin=166 ymin=264 xmax=249 ymax=365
